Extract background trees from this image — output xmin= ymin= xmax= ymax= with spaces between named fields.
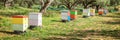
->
xmin=39 ymin=0 xmax=54 ymax=13
xmin=59 ymin=0 xmax=82 ymax=10
xmin=0 ymin=0 xmax=119 ymax=13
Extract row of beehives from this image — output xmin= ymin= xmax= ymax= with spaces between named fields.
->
xmin=11 ymin=12 xmax=42 ymax=34
xmin=61 ymin=9 xmax=95 ymax=21
xmin=11 ymin=9 xmax=108 ymax=34
xmin=83 ymin=8 xmax=108 ymax=17
xmin=11 ymin=10 xmax=78 ymax=34
xmin=61 ymin=10 xmax=77 ymax=22
xmin=61 ymin=8 xmax=108 ymax=21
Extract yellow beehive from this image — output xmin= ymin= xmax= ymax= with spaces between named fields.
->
xmin=90 ymin=9 xmax=95 ymax=13
xmin=11 ymin=18 xmax=28 ymax=24
xmin=90 ymin=9 xmax=95 ymax=16
xmin=11 ymin=15 xmax=28 ymax=24
xmin=11 ymin=15 xmax=28 ymax=32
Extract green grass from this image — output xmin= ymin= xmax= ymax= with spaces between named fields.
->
xmin=0 ymin=10 xmax=120 ymax=40
xmin=0 ymin=7 xmax=39 ymax=17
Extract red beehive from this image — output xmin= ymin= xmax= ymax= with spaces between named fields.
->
xmin=98 ymin=9 xmax=103 ymax=15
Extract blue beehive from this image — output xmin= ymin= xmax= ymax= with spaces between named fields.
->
xmin=67 ymin=16 xmax=70 ymax=21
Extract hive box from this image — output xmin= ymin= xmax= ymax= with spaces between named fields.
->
xmin=90 ymin=9 xmax=95 ymax=16
xmin=70 ymin=10 xmax=77 ymax=19
xmin=29 ymin=19 xmax=42 ymax=26
xmin=83 ymin=9 xmax=90 ymax=16
xmin=70 ymin=15 xmax=76 ymax=19
xmin=12 ymin=24 xmax=28 ymax=32
xmin=70 ymin=10 xmax=77 ymax=15
xmin=98 ymin=9 xmax=104 ymax=15
xmin=11 ymin=15 xmax=28 ymax=32
xmin=12 ymin=18 xmax=28 ymax=24
xmin=61 ymin=10 xmax=70 ymax=21
xmin=29 ymin=12 xmax=42 ymax=26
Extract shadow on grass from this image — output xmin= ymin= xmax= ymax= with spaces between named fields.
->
xmin=102 ymin=19 xmax=120 ymax=25
xmin=0 ymin=31 xmax=14 ymax=35
xmin=51 ymin=20 xmax=62 ymax=22
xmin=43 ymin=30 xmax=120 ymax=40
xmin=115 ymin=12 xmax=120 ymax=15
xmin=104 ymin=21 xmax=120 ymax=25
xmin=51 ymin=20 xmax=68 ymax=23
xmin=102 ymin=13 xmax=120 ymax=18
xmin=101 ymin=13 xmax=120 ymax=25
xmin=103 ymin=15 xmax=120 ymax=18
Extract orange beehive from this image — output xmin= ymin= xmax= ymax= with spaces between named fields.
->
xmin=70 ymin=15 xmax=76 ymax=19
xmin=70 ymin=10 xmax=77 ymax=19
xmin=99 ymin=11 xmax=103 ymax=15
xmin=98 ymin=9 xmax=103 ymax=15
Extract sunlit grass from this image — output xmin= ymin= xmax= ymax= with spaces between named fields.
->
xmin=0 ymin=10 xmax=120 ymax=40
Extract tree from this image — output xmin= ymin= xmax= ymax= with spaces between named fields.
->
xmin=39 ymin=0 xmax=54 ymax=13
xmin=110 ymin=0 xmax=120 ymax=6
xmin=81 ymin=0 xmax=96 ymax=8
xmin=60 ymin=0 xmax=82 ymax=10
xmin=95 ymin=0 xmax=110 ymax=10
xmin=18 ymin=0 xmax=34 ymax=8
xmin=0 ymin=0 xmax=13 ymax=8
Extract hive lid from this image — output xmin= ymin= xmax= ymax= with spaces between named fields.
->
xmin=12 ymin=15 xmax=28 ymax=18
xmin=29 ymin=12 xmax=42 ymax=15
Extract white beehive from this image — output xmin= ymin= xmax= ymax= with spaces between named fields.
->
xmin=83 ymin=9 xmax=90 ymax=16
xmin=61 ymin=10 xmax=70 ymax=21
xmin=29 ymin=12 xmax=42 ymax=26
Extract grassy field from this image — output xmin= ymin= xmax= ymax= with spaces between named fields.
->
xmin=0 ymin=11 xmax=120 ymax=40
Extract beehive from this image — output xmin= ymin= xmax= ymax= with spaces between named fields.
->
xmin=61 ymin=10 xmax=70 ymax=21
xmin=103 ymin=9 xmax=108 ymax=15
xmin=11 ymin=15 xmax=28 ymax=32
xmin=83 ymin=9 xmax=90 ymax=16
xmin=70 ymin=10 xmax=77 ymax=19
xmin=90 ymin=9 xmax=95 ymax=16
xmin=29 ymin=12 xmax=42 ymax=26
xmin=98 ymin=9 xmax=104 ymax=15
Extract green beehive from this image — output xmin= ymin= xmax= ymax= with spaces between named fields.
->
xmin=70 ymin=10 xmax=77 ymax=19
xmin=70 ymin=10 xmax=77 ymax=15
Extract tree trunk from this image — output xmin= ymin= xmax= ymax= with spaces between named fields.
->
xmin=39 ymin=0 xmax=53 ymax=13
xmin=4 ymin=0 xmax=13 ymax=8
xmin=27 ymin=1 xmax=33 ymax=8
xmin=67 ymin=5 xmax=72 ymax=10
xmin=96 ymin=5 xmax=99 ymax=11
xmin=83 ymin=2 xmax=87 ymax=9
xmin=3 ymin=0 xmax=7 ymax=7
